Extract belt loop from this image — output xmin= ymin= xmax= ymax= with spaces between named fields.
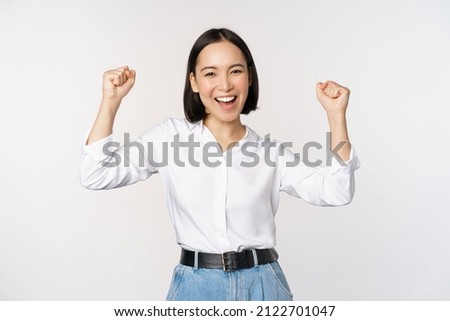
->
xmin=193 ymin=251 xmax=199 ymax=270
xmin=251 ymin=249 xmax=258 ymax=267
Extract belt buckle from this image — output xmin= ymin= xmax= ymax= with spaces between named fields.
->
xmin=221 ymin=251 xmax=238 ymax=272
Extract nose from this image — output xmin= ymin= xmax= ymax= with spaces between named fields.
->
xmin=218 ymin=74 xmax=233 ymax=91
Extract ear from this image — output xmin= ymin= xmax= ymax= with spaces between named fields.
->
xmin=190 ymin=72 xmax=199 ymax=93
xmin=248 ymin=67 xmax=253 ymax=86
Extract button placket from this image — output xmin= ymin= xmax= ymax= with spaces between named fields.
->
xmin=213 ymin=154 xmax=231 ymax=250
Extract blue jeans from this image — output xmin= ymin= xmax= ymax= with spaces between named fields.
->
xmin=166 ymin=261 xmax=293 ymax=301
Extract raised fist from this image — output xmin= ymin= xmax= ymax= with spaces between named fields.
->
xmin=102 ymin=66 xmax=136 ymax=100
xmin=316 ymin=80 xmax=350 ymax=115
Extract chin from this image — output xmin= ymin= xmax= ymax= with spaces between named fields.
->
xmin=205 ymin=107 xmax=243 ymax=123
xmin=216 ymin=111 xmax=242 ymax=123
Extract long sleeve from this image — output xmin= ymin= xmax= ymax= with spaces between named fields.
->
xmin=79 ymin=121 xmax=166 ymax=190
xmin=278 ymin=145 xmax=361 ymax=206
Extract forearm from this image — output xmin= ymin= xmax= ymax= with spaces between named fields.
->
xmin=86 ymin=98 xmax=121 ymax=145
xmin=326 ymin=112 xmax=351 ymax=161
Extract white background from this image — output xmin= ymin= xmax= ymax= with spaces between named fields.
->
xmin=1 ymin=0 xmax=449 ymax=300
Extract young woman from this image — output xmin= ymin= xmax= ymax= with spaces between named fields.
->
xmin=80 ymin=28 xmax=360 ymax=301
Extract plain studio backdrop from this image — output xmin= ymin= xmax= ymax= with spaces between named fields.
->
xmin=1 ymin=0 xmax=449 ymax=300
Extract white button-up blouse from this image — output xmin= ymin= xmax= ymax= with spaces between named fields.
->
xmin=80 ymin=118 xmax=360 ymax=253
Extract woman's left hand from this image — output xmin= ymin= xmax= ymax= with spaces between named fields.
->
xmin=316 ymin=80 xmax=350 ymax=115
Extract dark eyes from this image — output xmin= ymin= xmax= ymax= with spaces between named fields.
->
xmin=204 ymin=70 xmax=243 ymax=77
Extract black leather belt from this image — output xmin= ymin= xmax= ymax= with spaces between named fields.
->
xmin=180 ymin=248 xmax=279 ymax=272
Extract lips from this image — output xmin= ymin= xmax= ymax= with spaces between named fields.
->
xmin=214 ymin=95 xmax=237 ymax=111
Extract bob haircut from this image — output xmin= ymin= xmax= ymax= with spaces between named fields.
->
xmin=183 ymin=28 xmax=259 ymax=123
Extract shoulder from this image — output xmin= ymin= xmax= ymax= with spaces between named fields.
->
xmin=139 ymin=117 xmax=200 ymax=141
xmin=144 ymin=117 xmax=194 ymax=133
xmin=244 ymin=125 xmax=284 ymax=147
xmin=161 ymin=117 xmax=199 ymax=132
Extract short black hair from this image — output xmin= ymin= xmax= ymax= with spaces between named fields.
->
xmin=183 ymin=28 xmax=259 ymax=122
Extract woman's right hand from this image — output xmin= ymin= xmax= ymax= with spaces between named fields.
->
xmin=102 ymin=66 xmax=136 ymax=101
xmin=85 ymin=66 xmax=136 ymax=145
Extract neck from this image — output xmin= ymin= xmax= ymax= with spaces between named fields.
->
xmin=203 ymin=117 xmax=246 ymax=151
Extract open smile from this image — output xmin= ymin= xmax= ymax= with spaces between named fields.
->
xmin=215 ymin=96 xmax=237 ymax=103
xmin=214 ymin=96 xmax=237 ymax=111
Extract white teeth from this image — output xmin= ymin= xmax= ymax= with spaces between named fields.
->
xmin=216 ymin=96 xmax=235 ymax=102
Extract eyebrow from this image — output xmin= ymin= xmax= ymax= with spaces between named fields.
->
xmin=200 ymin=63 xmax=246 ymax=72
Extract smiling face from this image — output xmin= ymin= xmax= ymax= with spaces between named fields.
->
xmin=190 ymin=40 xmax=251 ymax=125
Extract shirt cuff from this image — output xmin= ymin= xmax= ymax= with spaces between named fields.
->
xmin=326 ymin=146 xmax=361 ymax=175
xmin=81 ymin=129 xmax=116 ymax=163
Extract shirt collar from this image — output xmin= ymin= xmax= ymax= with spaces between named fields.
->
xmin=186 ymin=118 xmax=257 ymax=143
xmin=245 ymin=126 xmax=258 ymax=143
xmin=186 ymin=119 xmax=201 ymax=131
